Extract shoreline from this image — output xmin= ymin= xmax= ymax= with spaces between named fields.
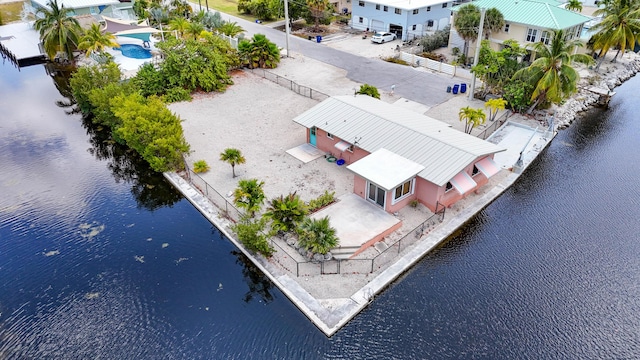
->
xmin=163 ymin=49 xmax=640 ymax=336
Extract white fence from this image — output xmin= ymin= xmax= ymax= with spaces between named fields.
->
xmin=398 ymin=51 xmax=472 ymax=79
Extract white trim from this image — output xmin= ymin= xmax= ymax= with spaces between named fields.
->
xmin=391 ymin=178 xmax=415 ymax=205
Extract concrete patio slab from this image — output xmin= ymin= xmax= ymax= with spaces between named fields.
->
xmin=286 ymin=143 xmax=325 ymax=163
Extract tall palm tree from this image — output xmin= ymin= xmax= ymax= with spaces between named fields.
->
xmin=454 ymin=4 xmax=504 ymax=58
xmin=307 ymin=0 xmax=329 ymax=32
xmin=591 ymin=0 xmax=640 ymax=66
xmin=565 ymin=0 xmax=583 ymax=12
xmin=513 ymin=29 xmax=594 ymax=112
xmin=77 ymin=23 xmax=118 ymax=57
xmin=185 ymin=21 xmax=205 ymax=39
xmin=219 ymin=148 xmax=246 ymax=178
xmin=233 ymin=178 xmax=266 ymax=217
xmin=34 ymin=0 xmax=81 ymax=61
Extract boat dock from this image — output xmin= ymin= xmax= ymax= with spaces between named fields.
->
xmin=0 ymin=22 xmax=46 ymax=68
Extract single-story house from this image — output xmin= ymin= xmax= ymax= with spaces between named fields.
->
xmin=351 ymin=0 xmax=453 ymax=41
xmin=31 ymin=0 xmax=136 ymax=20
xmin=450 ymin=0 xmax=591 ymax=56
xmin=293 ymin=95 xmax=505 ymax=213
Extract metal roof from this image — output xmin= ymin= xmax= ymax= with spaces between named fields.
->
xmin=453 ymin=0 xmax=591 ymax=30
xmin=347 ymin=149 xmax=425 ymax=191
xmin=32 ymin=0 xmax=120 ymax=10
xmin=293 ymin=95 xmax=505 ymax=186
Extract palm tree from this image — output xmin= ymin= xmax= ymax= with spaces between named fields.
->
xmin=264 ymin=192 xmax=307 ymax=234
xmin=483 ymin=8 xmax=505 ymax=39
xmin=297 ymin=216 xmax=339 ymax=255
xmin=565 ymin=0 xmax=583 ymax=12
xmin=169 ymin=17 xmax=190 ymax=39
xmin=307 ymin=0 xmax=329 ymax=32
xmin=233 ymin=178 xmax=266 ymax=217
xmin=185 ymin=21 xmax=205 ymax=39
xmin=513 ymin=29 xmax=593 ymax=112
xmin=34 ymin=0 xmax=81 ymax=61
xmin=238 ymin=34 xmax=280 ymax=69
xmin=454 ymin=4 xmax=504 ymax=58
xmin=218 ymin=21 xmax=245 ymax=37
xmin=77 ymin=23 xmax=118 ymax=57
xmin=458 ymin=106 xmax=486 ymax=134
xmin=484 ymin=98 xmax=507 ymax=122
xmin=591 ymin=0 xmax=640 ymax=66
xmin=219 ymin=148 xmax=246 ymax=178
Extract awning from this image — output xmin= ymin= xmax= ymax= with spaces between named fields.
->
xmin=335 ymin=141 xmax=351 ymax=152
xmin=450 ymin=171 xmax=477 ymax=195
xmin=475 ymin=157 xmax=501 ymax=178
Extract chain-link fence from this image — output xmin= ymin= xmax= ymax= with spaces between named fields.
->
xmin=245 ymin=68 xmax=330 ymax=101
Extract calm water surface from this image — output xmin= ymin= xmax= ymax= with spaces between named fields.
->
xmin=0 ymin=62 xmax=638 ymax=359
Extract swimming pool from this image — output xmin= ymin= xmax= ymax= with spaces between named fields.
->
xmin=113 ymin=44 xmax=152 ymax=59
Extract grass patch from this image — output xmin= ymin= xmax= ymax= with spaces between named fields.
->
xmin=186 ymin=0 xmax=257 ymax=22
xmin=0 ymin=1 xmax=26 ymax=24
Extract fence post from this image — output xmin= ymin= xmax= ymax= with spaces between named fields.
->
xmin=296 ymin=262 xmax=299 ymax=277
xmin=370 ymin=260 xmax=374 ymax=273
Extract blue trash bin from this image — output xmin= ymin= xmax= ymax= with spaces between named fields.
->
xmin=316 ymin=35 xmax=322 ymax=43
xmin=452 ymin=84 xmax=459 ymax=94
xmin=460 ymin=83 xmax=467 ymax=93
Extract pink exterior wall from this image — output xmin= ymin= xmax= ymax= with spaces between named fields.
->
xmin=385 ymin=188 xmax=417 ymax=213
xmin=350 ymin=220 xmax=403 ymax=258
xmin=354 ymin=175 xmax=367 ymax=200
xmin=314 ymin=128 xmax=369 ymax=165
xmin=415 ymin=178 xmax=441 ymax=212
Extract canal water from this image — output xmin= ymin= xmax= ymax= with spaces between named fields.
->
xmin=1 ymin=61 xmax=638 ymax=359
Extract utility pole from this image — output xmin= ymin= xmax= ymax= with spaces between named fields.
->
xmin=469 ymin=7 xmax=485 ymax=101
xmin=283 ymin=0 xmax=290 ymax=57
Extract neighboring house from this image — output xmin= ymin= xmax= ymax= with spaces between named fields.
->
xmin=450 ymin=0 xmax=591 ymax=55
xmin=30 ymin=0 xmax=136 ymax=20
xmin=351 ymin=0 xmax=453 ymax=41
xmin=293 ymin=95 xmax=505 ymax=213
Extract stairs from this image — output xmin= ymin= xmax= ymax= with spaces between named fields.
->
xmin=331 ymin=245 xmax=361 ymax=260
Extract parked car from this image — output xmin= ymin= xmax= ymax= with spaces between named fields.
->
xmin=371 ymin=32 xmax=396 ymax=44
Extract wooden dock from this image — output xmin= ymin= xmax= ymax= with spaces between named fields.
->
xmin=0 ymin=22 xmax=46 ymax=68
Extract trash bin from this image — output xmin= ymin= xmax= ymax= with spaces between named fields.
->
xmin=308 ymin=35 xmax=313 ymax=41
xmin=460 ymin=83 xmax=467 ymax=93
xmin=446 ymin=86 xmax=452 ymax=93
xmin=316 ymin=35 xmax=322 ymax=43
xmin=452 ymin=84 xmax=459 ymax=94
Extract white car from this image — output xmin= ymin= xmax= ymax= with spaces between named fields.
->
xmin=371 ymin=32 xmax=396 ymax=44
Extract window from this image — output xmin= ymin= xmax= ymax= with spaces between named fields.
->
xmin=526 ymin=28 xmax=538 ymax=42
xmin=383 ymin=5 xmax=388 ymax=11
xmin=504 ymin=23 xmax=510 ymax=33
xmin=575 ymin=25 xmax=582 ymax=38
xmin=358 ymin=0 xmax=364 ymax=6
xmin=426 ymin=6 xmax=430 ymax=11
xmin=540 ymin=31 xmax=550 ymax=45
xmin=347 ymin=145 xmax=354 ymax=153
xmin=427 ymin=20 xmax=434 ymax=27
xmin=413 ymin=9 xmax=419 ymax=14
xmin=327 ymin=133 xmax=333 ymax=139
xmin=472 ymin=165 xmax=479 ymax=176
xmin=376 ymin=4 xmax=380 ymax=10
xmin=358 ymin=17 xmax=363 ymax=23
xmin=412 ymin=24 xmax=417 ymax=31
xmin=395 ymin=8 xmax=401 ymax=14
xmin=442 ymin=2 xmax=447 ymax=8
xmin=394 ymin=180 xmax=413 ymax=201
xmin=445 ymin=182 xmax=453 ymax=192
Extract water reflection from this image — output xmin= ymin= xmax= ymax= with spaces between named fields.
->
xmin=232 ymin=251 xmax=275 ymax=304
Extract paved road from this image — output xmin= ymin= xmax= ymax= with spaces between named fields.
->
xmin=207 ymin=9 xmax=464 ymax=107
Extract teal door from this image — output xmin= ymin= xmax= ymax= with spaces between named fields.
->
xmin=310 ymin=126 xmax=317 ymax=147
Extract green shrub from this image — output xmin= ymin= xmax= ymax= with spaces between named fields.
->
xmin=357 ymin=84 xmax=380 ymax=99
xmin=231 ymin=217 xmax=274 ymax=257
xmin=297 ymin=216 xmax=339 ymax=255
xmin=164 ymin=87 xmax=192 ymax=103
xmin=193 ymin=160 xmax=210 ymax=173
xmin=70 ymin=61 xmax=122 ymax=115
xmin=265 ymin=192 xmax=307 ymax=234
xmin=307 ymin=190 xmax=336 ymax=212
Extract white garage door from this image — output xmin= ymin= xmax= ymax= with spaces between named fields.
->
xmin=370 ymin=20 xmax=384 ymax=32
